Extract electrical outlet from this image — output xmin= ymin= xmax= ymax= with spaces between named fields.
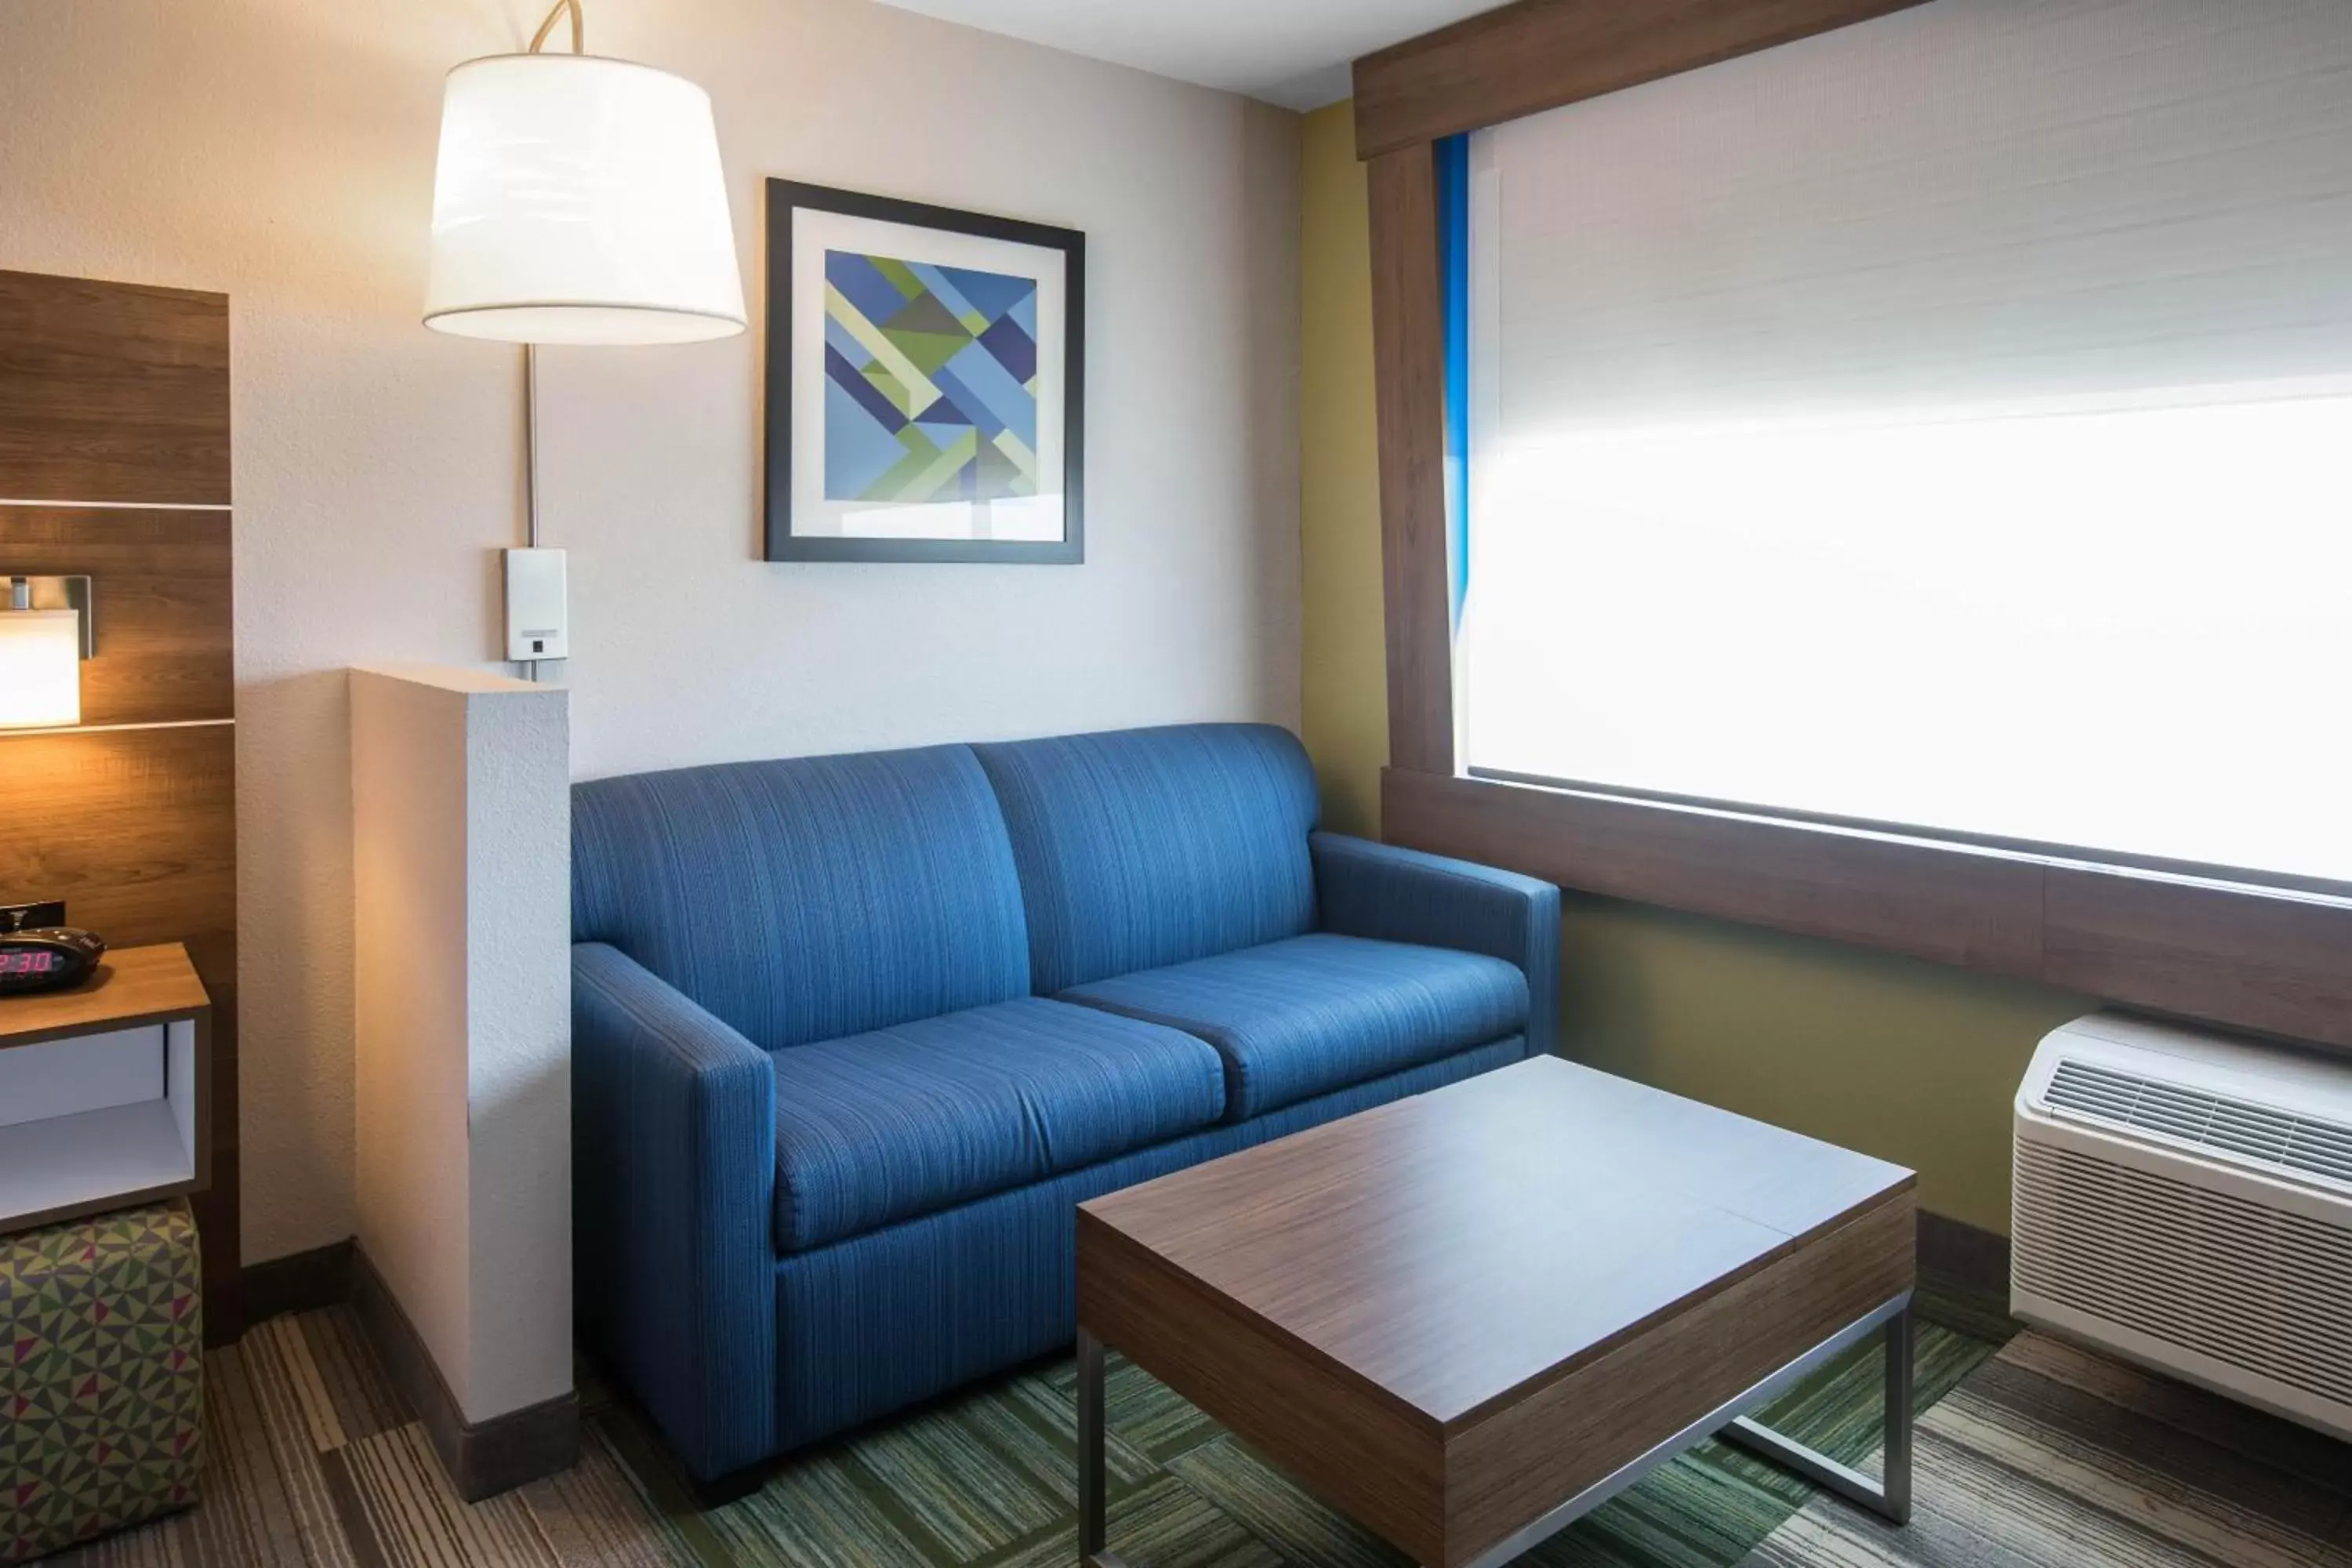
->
xmin=0 ymin=900 xmax=66 ymax=934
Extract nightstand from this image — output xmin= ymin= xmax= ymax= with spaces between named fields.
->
xmin=0 ymin=943 xmax=212 ymax=1236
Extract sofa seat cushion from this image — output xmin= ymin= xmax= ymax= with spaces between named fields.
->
xmin=769 ymin=997 xmax=1226 ymax=1253
xmin=1062 ymin=933 xmax=1529 ymax=1121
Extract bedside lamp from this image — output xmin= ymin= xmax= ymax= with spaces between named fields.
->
xmin=423 ymin=0 xmax=745 ymax=675
xmin=0 ymin=576 xmax=90 ymax=731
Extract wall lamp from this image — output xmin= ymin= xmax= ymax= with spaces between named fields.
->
xmin=423 ymin=0 xmax=746 ymax=680
xmin=0 ymin=575 xmax=93 ymax=731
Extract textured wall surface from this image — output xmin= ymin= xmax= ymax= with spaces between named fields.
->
xmin=350 ymin=671 xmax=475 ymax=1406
xmin=461 ymin=671 xmax=572 ymax=1420
xmin=1294 ymin=99 xmax=2091 ymax=1234
xmin=351 ymin=666 xmax=571 ymax=1420
xmin=0 ymin=0 xmax=1302 ymax=1263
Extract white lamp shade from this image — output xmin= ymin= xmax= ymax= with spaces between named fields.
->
xmin=0 ymin=610 xmax=82 ymax=730
xmin=424 ymin=53 xmax=746 ymax=345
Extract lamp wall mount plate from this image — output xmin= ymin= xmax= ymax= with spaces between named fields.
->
xmin=503 ymin=547 xmax=569 ymax=662
xmin=5 ymin=575 xmax=93 ymax=657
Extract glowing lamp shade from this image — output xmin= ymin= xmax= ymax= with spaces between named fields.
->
xmin=423 ymin=53 xmax=746 ymax=345
xmin=0 ymin=610 xmax=82 ymax=730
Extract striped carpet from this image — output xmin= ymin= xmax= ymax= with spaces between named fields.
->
xmin=34 ymin=1290 xmax=2350 ymax=1566
xmin=1740 ymin=1331 xmax=2352 ymax=1568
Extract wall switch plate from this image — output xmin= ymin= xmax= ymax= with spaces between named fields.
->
xmin=503 ymin=547 xmax=568 ymax=662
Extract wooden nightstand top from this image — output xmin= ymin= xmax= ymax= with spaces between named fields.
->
xmin=0 ymin=942 xmax=209 ymax=1050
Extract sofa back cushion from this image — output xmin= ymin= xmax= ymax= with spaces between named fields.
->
xmin=573 ymin=746 xmax=1031 ymax=1050
xmin=972 ymin=724 xmax=1320 ymax=994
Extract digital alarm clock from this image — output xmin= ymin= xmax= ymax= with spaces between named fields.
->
xmin=0 ymin=928 xmax=107 ymax=996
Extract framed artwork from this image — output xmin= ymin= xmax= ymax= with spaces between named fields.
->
xmin=764 ymin=180 xmax=1084 ymax=563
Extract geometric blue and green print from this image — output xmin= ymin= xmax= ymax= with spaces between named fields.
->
xmin=823 ymin=250 xmax=1040 ymax=504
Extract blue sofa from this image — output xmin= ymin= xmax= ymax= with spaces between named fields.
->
xmin=570 ymin=724 xmax=1559 ymax=1483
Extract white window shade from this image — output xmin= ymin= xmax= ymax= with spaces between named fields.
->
xmin=1462 ymin=0 xmax=2352 ymax=886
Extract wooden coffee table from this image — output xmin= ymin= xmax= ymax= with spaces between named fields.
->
xmin=1075 ymin=1056 xmax=1916 ymax=1567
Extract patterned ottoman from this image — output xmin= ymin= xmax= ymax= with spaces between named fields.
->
xmin=1 ymin=1201 xmax=203 ymax=1563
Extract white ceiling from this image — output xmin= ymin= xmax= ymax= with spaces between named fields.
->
xmin=871 ymin=0 xmax=1505 ymax=111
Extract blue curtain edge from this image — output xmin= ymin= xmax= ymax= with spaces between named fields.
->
xmin=1436 ymin=133 xmax=1472 ymax=633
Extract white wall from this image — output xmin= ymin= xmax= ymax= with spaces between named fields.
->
xmin=0 ymin=0 xmax=1301 ymax=1261
xmin=350 ymin=673 xmax=472 ymax=1396
xmin=352 ymin=666 xmax=571 ymax=1420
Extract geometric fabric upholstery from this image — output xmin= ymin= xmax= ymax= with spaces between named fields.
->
xmin=1 ymin=1200 xmax=201 ymax=1563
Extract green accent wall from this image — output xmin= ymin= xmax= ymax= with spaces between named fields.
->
xmin=1300 ymin=103 xmax=1390 ymax=841
xmin=1296 ymin=103 xmax=2094 ymax=1236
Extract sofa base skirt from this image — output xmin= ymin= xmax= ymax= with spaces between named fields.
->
xmin=771 ymin=1033 xmax=1530 ymax=1451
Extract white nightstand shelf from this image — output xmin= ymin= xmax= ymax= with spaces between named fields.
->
xmin=0 ymin=943 xmax=212 ymax=1236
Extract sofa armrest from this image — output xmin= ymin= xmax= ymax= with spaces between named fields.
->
xmin=1310 ymin=833 xmax=1562 ymax=1058
xmin=572 ymin=942 xmax=775 ymax=1481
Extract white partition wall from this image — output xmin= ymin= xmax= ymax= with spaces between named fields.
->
xmin=350 ymin=666 xmax=572 ymax=1439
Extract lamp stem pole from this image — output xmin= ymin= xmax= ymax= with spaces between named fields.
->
xmin=523 ymin=341 xmax=542 ymax=683
xmin=524 ymin=342 xmax=542 ymax=551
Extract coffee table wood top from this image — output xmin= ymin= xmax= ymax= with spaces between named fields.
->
xmin=1076 ymin=1056 xmax=1917 ymax=1566
xmin=1080 ymin=1055 xmax=1913 ymax=1431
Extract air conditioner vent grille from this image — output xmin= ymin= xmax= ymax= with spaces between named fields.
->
xmin=2013 ymin=1139 xmax=2352 ymax=1410
xmin=2042 ymin=1059 xmax=2352 ymax=1192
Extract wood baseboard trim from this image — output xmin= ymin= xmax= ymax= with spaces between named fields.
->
xmin=241 ymin=1237 xmax=354 ymax=1327
xmin=350 ymin=1245 xmax=579 ymax=1501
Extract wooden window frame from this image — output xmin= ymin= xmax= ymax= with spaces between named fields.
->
xmin=1352 ymin=0 xmax=2352 ymax=1052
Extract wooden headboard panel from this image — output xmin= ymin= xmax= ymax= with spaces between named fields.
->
xmin=0 ymin=269 xmax=241 ymax=1342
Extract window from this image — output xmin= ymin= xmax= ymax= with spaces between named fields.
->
xmin=1457 ymin=0 xmax=2352 ymax=887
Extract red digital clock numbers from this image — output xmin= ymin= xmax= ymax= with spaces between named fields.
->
xmin=0 ymin=950 xmax=57 ymax=975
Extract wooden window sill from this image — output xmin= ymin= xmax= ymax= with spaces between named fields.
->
xmin=1382 ymin=768 xmax=2352 ymax=1051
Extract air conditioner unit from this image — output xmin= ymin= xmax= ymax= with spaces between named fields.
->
xmin=2013 ymin=1011 xmax=2352 ymax=1442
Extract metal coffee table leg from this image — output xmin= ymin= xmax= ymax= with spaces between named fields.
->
xmin=1454 ymin=1292 xmax=1915 ymax=1568
xmin=1076 ymin=1328 xmax=1128 ymax=1567
xmin=1722 ymin=1296 xmax=1915 ymax=1525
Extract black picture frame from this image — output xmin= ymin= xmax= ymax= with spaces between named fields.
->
xmin=763 ymin=180 xmax=1086 ymax=564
